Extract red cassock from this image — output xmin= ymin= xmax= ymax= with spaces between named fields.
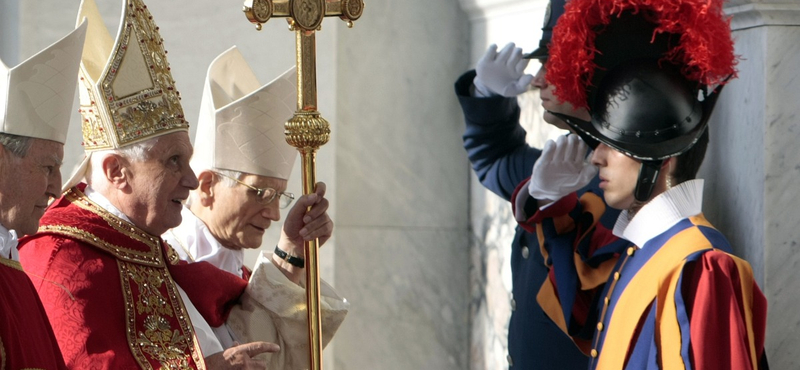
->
xmin=0 ymin=258 xmax=67 ymax=370
xmin=18 ymin=185 xmax=206 ymax=370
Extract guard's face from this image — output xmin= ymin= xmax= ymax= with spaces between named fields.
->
xmin=125 ymin=132 xmax=198 ymax=235
xmin=0 ymin=138 xmax=63 ymax=236
xmin=205 ymin=174 xmax=286 ymax=250
xmin=533 ymin=64 xmax=590 ymax=130
xmin=591 ymin=143 xmax=640 ymax=210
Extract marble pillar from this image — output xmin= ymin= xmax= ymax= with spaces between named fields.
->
xmin=700 ymin=2 xmax=800 ymax=368
xmin=0 ymin=1 xmax=18 ymax=64
xmin=331 ymin=1 xmax=473 ymax=369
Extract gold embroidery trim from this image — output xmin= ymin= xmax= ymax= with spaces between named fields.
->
xmin=119 ymin=260 xmax=203 ymax=370
xmin=38 ymin=225 xmax=162 ymax=267
xmin=0 ymin=257 xmax=24 ymax=272
xmin=63 ymin=187 xmax=163 ymax=252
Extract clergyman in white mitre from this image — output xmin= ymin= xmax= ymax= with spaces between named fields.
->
xmin=0 ymin=20 xmax=86 ymax=369
xmin=162 ymin=46 xmax=348 ymax=368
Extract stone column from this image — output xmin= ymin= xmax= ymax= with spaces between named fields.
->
xmin=700 ymin=2 xmax=800 ymax=368
xmin=330 ymin=1 xmax=473 ymax=369
xmin=0 ymin=1 xmax=19 ymax=64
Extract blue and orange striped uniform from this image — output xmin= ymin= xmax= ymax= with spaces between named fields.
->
xmin=525 ymin=186 xmax=768 ymax=369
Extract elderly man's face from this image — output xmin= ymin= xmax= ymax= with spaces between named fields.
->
xmin=0 ymin=138 xmax=63 ymax=236
xmin=204 ymin=173 xmax=286 ymax=250
xmin=125 ymin=132 xmax=198 ymax=235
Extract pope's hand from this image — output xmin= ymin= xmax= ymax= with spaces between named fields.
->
xmin=280 ymin=181 xmax=333 ymax=254
xmin=528 ymin=134 xmax=598 ymax=202
xmin=275 ymin=182 xmax=333 ymax=285
xmin=473 ymin=42 xmax=533 ymax=97
xmin=204 ymin=341 xmax=279 ymax=370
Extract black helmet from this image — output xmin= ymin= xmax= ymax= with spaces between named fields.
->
xmin=524 ymin=0 xmax=566 ymax=60
xmin=552 ymin=61 xmax=724 ymax=161
xmin=551 ymin=61 xmax=725 ymax=201
xmin=545 ymin=1 xmax=736 ymax=202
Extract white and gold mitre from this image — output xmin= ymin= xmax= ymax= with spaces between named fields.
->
xmin=0 ymin=21 xmax=87 ymax=144
xmin=192 ymin=46 xmax=297 ymax=180
xmin=76 ymin=0 xmax=188 ymax=151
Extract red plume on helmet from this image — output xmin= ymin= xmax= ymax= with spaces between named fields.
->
xmin=546 ymin=0 xmax=738 ymax=109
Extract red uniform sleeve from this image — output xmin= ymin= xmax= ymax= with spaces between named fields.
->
xmin=682 ymin=251 xmax=768 ymax=370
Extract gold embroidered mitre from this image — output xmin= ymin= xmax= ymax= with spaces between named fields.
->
xmin=76 ymin=0 xmax=188 ymax=151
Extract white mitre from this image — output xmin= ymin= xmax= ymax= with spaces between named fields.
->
xmin=192 ymin=46 xmax=297 ymax=180
xmin=0 ymin=21 xmax=87 ymax=143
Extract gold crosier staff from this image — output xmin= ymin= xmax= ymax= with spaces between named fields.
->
xmin=242 ymin=1 xmax=363 ymax=369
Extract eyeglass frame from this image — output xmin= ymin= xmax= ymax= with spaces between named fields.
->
xmin=213 ymin=171 xmax=295 ymax=209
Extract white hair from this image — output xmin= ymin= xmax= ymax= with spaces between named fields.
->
xmin=0 ymin=133 xmax=33 ymax=158
xmin=185 ymin=167 xmax=242 ymax=207
xmin=85 ymin=137 xmax=161 ymax=190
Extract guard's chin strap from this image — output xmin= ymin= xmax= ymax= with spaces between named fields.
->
xmin=634 ymin=160 xmax=663 ymax=202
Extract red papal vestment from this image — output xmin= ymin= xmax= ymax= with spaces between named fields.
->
xmin=0 ymin=256 xmax=67 ymax=370
xmin=18 ymin=185 xmax=206 ymax=370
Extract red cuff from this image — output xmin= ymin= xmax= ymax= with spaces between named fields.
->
xmin=512 ymin=177 xmax=579 ymax=233
xmin=531 ymin=193 xmax=579 ymax=223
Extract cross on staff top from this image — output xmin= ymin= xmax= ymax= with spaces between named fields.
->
xmin=244 ymin=0 xmax=364 ymax=31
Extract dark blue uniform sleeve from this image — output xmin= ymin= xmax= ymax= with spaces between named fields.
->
xmin=455 ymin=70 xmax=593 ymax=369
xmin=455 ymin=70 xmax=542 ymax=201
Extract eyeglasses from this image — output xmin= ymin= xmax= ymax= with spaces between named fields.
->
xmin=214 ymin=172 xmax=295 ymax=209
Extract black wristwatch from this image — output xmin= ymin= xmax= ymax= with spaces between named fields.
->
xmin=274 ymin=246 xmax=305 ymax=268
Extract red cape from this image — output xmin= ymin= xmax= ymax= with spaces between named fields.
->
xmin=19 ymin=185 xmax=207 ymax=369
xmin=0 ymin=258 xmax=67 ymax=369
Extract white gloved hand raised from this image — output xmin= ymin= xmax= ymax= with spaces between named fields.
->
xmin=473 ymin=43 xmax=534 ymax=98
xmin=529 ymin=134 xmax=598 ymax=202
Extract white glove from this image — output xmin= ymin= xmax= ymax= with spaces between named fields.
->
xmin=529 ymin=134 xmax=598 ymax=202
xmin=473 ymin=43 xmax=534 ymax=98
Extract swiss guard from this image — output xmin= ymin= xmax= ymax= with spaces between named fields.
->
xmin=516 ymin=0 xmax=770 ymax=369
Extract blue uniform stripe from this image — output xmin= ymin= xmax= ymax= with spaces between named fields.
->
xmin=696 ymin=224 xmax=733 ymax=253
xmin=623 ymin=301 xmax=657 ymax=370
xmin=593 ymin=218 xmax=701 ymax=369
xmin=674 ymin=250 xmax=710 ymax=370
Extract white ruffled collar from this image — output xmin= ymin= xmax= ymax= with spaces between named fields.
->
xmin=613 ymin=179 xmax=704 ymax=249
